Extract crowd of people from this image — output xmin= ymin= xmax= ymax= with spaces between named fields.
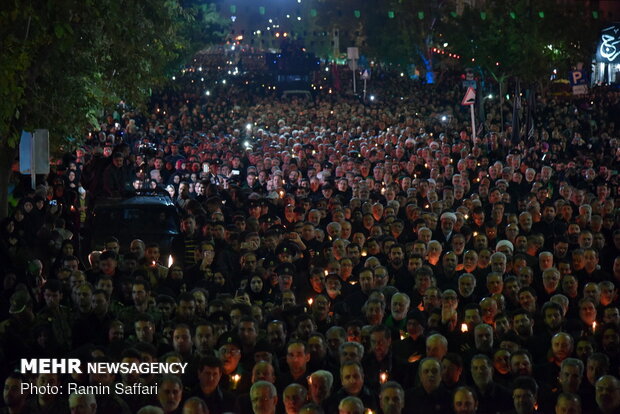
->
xmin=1 ymin=62 xmax=620 ymax=414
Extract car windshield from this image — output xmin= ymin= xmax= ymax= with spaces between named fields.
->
xmin=93 ymin=206 xmax=178 ymax=235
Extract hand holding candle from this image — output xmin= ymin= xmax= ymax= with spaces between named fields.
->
xmin=231 ymin=373 xmax=241 ymax=390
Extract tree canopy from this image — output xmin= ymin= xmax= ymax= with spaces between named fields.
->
xmin=0 ymin=0 xmax=226 ymax=217
xmin=441 ymin=0 xmax=601 ymax=84
xmin=1 ymin=0 xmax=226 ymax=146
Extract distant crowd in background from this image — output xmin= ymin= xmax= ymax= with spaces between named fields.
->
xmin=1 ymin=64 xmax=620 ymax=414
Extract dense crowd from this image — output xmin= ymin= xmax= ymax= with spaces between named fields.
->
xmin=1 ymin=64 xmax=620 ymax=414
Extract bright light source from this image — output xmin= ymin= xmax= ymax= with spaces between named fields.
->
xmin=222 ymin=79 xmax=226 ymax=84
xmin=443 ymin=42 xmax=449 ymax=47
xmin=200 ymin=77 xmax=204 ymax=82
xmin=246 ymin=123 xmax=252 ymax=131
xmin=172 ymin=76 xmax=176 ymax=80
xmin=487 ymin=94 xmax=493 ymax=99
xmin=205 ymin=90 xmax=210 ymax=96
xmin=370 ymin=95 xmax=375 ymax=101
xmin=325 ymin=67 xmax=329 ymax=72
xmin=286 ymin=14 xmax=290 ymax=18
xmin=297 ymin=16 xmax=301 ymax=21
xmin=269 ymin=19 xmax=273 ymax=23
xmin=198 ymin=67 xmax=202 ymax=71
xmin=400 ymin=72 xmax=404 ymax=77
xmin=243 ymin=141 xmax=251 ymax=148
xmin=441 ymin=115 xmax=447 ymax=122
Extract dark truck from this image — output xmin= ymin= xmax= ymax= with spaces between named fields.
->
xmin=87 ymin=193 xmax=180 ymax=255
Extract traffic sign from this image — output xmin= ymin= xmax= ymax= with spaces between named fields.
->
xmin=461 ymin=87 xmax=476 ymax=106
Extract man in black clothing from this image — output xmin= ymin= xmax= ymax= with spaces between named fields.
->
xmin=189 ymin=356 xmax=236 ymax=414
xmin=102 ymin=152 xmax=132 ymax=197
xmin=403 ymin=357 xmax=451 ymax=414
xmin=469 ymin=354 xmax=512 ymax=414
xmin=324 ymin=361 xmax=379 ymax=413
xmin=171 ymin=215 xmax=202 ymax=268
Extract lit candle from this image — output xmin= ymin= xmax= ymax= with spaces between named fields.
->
xmin=379 ymin=371 xmax=388 ymax=384
xmin=399 ymin=330 xmax=407 ymax=340
xmin=592 ymin=321 xmax=597 ymax=332
xmin=307 ymin=298 xmax=314 ymax=306
xmin=461 ymin=323 xmax=469 ymax=333
xmin=473 ymin=232 xmax=478 ymax=237
xmin=324 ymin=270 xmax=329 ymax=276
xmin=349 ymin=280 xmax=358 ymax=285
xmin=365 ymin=409 xmax=375 ymax=414
xmin=231 ymin=374 xmax=241 ymax=390
xmin=408 ymin=353 xmax=422 ymax=363
xmin=361 ymin=249 xmax=367 ymax=257
xmin=168 ymin=255 xmax=174 ymax=267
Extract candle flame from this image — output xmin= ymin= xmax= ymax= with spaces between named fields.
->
xmin=408 ymin=353 xmax=422 ymax=363
xmin=461 ymin=323 xmax=469 ymax=333
xmin=307 ymin=298 xmax=314 ymax=306
xmin=379 ymin=372 xmax=388 ymax=384
xmin=592 ymin=321 xmax=597 ymax=332
xmin=168 ymin=255 xmax=174 ymax=267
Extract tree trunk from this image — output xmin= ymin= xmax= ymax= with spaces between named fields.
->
xmin=0 ymin=141 xmax=17 ymax=220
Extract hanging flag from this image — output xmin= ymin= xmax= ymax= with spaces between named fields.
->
xmin=511 ymin=79 xmax=521 ymax=145
xmin=332 ymin=62 xmax=341 ymax=91
xmin=524 ymin=88 xmax=535 ymax=142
